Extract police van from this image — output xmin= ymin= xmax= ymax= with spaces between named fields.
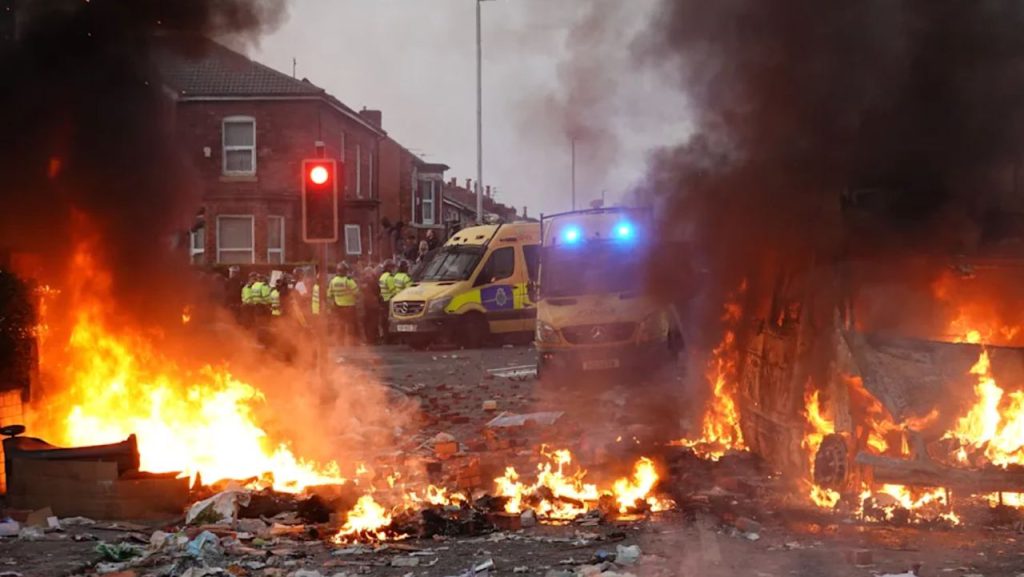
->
xmin=534 ymin=207 xmax=682 ymax=376
xmin=389 ymin=222 xmax=541 ymax=348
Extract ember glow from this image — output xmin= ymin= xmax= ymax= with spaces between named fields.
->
xmin=494 ymin=448 xmax=672 ymax=520
xmin=30 ymin=240 xmax=346 ymax=492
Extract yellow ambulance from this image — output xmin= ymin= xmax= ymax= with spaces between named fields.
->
xmin=534 ymin=207 xmax=682 ymax=376
xmin=389 ymin=222 xmax=541 ymax=348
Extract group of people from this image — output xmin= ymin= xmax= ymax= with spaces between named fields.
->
xmin=227 ymin=259 xmax=414 ymax=346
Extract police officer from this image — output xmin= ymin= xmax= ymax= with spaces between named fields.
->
xmin=251 ymin=273 xmax=272 ymax=320
xmin=378 ymin=260 xmax=396 ymax=303
xmin=393 ymin=260 xmax=412 ymax=294
xmin=329 ymin=262 xmax=359 ymax=345
xmin=241 ymin=271 xmax=258 ymax=326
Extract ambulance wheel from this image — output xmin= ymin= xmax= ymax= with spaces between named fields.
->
xmin=461 ymin=313 xmax=490 ymax=348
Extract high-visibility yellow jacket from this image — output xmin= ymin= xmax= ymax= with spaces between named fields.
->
xmin=269 ymin=288 xmax=281 ymax=316
xmin=241 ymin=283 xmax=253 ymax=305
xmin=312 ymin=284 xmax=321 ymax=315
xmin=393 ymin=272 xmax=412 ymax=294
xmin=329 ymin=275 xmax=359 ymax=307
xmin=379 ymin=272 xmax=396 ymax=301
xmin=250 ymin=281 xmax=270 ymax=305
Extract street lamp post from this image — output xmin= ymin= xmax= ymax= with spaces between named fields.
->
xmin=476 ymin=0 xmax=483 ymax=224
xmin=476 ymin=0 xmax=495 ymax=224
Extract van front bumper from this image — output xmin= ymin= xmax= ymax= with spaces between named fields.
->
xmin=537 ymin=341 xmax=674 ymax=373
xmin=389 ymin=316 xmax=454 ymax=336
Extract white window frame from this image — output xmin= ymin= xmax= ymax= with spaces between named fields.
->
xmin=344 ymin=224 xmax=362 ymax=255
xmin=267 ymin=215 xmax=285 ymax=264
xmin=216 ymin=215 xmax=255 ymax=264
xmin=422 ymin=181 xmax=436 ymax=225
xmin=189 ymin=227 xmax=205 ymax=264
xmin=222 ymin=116 xmax=256 ymax=175
xmin=355 ymin=144 xmax=362 ymax=198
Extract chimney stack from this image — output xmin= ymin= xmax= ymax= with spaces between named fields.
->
xmin=358 ymin=108 xmax=383 ymax=128
xmin=486 ymin=185 xmax=491 ymax=198
xmin=465 ymin=178 xmax=472 ymax=191
xmin=523 ymin=206 xmax=528 ymax=219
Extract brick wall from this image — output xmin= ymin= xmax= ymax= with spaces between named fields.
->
xmin=175 ymin=99 xmax=384 ymax=265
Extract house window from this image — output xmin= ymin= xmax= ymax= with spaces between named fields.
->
xmin=217 ymin=215 xmax=254 ymax=264
xmin=267 ymin=216 xmax=285 ymax=264
xmin=422 ymin=181 xmax=435 ymax=225
xmin=355 ymin=144 xmax=362 ymax=198
xmin=189 ymin=227 xmax=205 ymax=265
xmin=222 ymin=116 xmax=256 ymax=174
xmin=345 ymin=224 xmax=362 ymax=255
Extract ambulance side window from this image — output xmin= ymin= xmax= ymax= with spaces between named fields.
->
xmin=474 ymin=247 xmax=515 ymax=287
xmin=523 ymin=245 xmax=540 ymax=282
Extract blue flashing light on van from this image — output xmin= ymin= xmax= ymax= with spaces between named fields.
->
xmin=562 ymin=226 xmax=581 ymax=244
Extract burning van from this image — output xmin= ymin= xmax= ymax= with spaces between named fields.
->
xmin=737 ymin=239 xmax=1024 ymax=516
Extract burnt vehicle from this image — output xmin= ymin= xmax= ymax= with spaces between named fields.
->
xmin=735 ymin=192 xmax=1024 ymax=507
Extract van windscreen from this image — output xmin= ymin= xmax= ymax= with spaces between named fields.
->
xmin=420 ymin=246 xmax=485 ymax=282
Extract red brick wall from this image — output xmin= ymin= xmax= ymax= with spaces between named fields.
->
xmin=174 ymin=99 xmax=383 ymax=265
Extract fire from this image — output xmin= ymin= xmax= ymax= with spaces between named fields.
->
xmin=673 ymin=286 xmax=747 ymax=460
xmin=181 ymin=306 xmax=192 ymax=325
xmin=861 ymin=484 xmax=959 ymax=525
xmin=493 ymin=448 xmax=672 ymax=519
xmin=801 ymin=389 xmax=841 ymax=508
xmin=944 ymin=349 xmax=1024 ymax=468
xmin=29 ymin=239 xmax=345 ymax=492
xmin=333 ymin=495 xmax=393 ymax=543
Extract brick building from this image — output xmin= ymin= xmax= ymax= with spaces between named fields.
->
xmin=441 ymin=178 xmax=522 ymax=234
xmin=157 ymin=37 xmax=442 ymax=267
xmin=377 ymin=135 xmax=448 ymax=259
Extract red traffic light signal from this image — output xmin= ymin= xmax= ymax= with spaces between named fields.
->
xmin=301 ymin=159 xmax=341 ymax=243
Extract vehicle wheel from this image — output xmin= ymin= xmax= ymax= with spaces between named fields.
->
xmin=813 ymin=433 xmax=849 ymax=490
xmin=460 ymin=313 xmax=490 ymax=348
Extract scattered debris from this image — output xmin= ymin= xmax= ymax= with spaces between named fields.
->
xmin=186 ymin=490 xmax=251 ymax=525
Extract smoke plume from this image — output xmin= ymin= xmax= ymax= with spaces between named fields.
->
xmin=0 ymin=0 xmax=285 ymax=319
xmin=635 ymin=1 xmax=1024 ymax=344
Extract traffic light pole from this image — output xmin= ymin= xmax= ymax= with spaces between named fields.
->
xmin=318 ymin=243 xmax=329 ymax=385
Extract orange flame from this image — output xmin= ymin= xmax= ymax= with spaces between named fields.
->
xmin=944 ymin=348 xmax=1024 ymax=468
xmin=29 ymin=239 xmax=345 ymax=492
xmin=493 ymin=448 xmax=672 ymax=519
xmin=332 ymin=495 xmax=393 ymax=543
xmin=801 ymin=389 xmax=840 ymax=508
xmin=672 ymin=285 xmax=747 ymax=460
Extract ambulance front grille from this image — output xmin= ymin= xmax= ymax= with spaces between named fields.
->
xmin=561 ymin=322 xmax=636 ymax=344
xmin=392 ymin=300 xmax=425 ymax=317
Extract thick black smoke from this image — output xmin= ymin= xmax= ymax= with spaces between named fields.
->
xmin=637 ymin=1 xmax=1024 ymax=342
xmin=0 ymin=0 xmax=284 ymax=319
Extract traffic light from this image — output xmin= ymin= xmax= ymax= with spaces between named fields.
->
xmin=301 ymin=158 xmax=341 ymax=243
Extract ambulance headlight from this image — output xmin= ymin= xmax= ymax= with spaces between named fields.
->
xmin=536 ymin=321 xmax=561 ymax=344
xmin=427 ymin=297 xmax=452 ymax=315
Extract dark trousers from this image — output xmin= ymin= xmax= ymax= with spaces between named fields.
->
xmin=334 ymin=306 xmax=356 ymax=346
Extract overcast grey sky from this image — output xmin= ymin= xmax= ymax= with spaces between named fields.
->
xmin=253 ymin=0 xmax=692 ymax=216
